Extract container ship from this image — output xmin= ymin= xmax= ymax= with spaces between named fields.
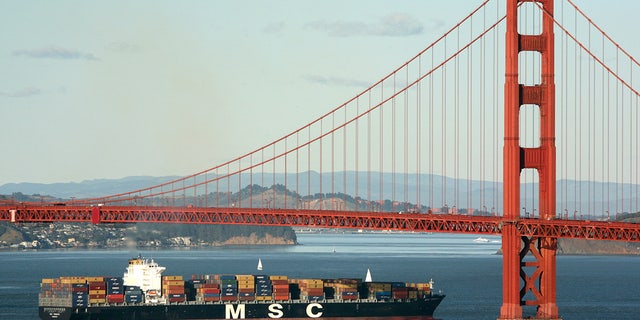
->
xmin=39 ymin=255 xmax=445 ymax=320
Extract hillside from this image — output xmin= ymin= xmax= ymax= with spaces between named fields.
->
xmin=0 ymin=192 xmax=297 ymax=249
xmin=558 ymin=238 xmax=640 ymax=255
xmin=556 ymin=212 xmax=640 ymax=255
xmin=0 ymin=221 xmax=296 ymax=249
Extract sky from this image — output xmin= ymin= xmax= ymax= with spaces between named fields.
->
xmin=1 ymin=0 xmax=639 ymax=184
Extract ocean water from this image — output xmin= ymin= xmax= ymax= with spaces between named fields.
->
xmin=0 ymin=233 xmax=638 ymax=320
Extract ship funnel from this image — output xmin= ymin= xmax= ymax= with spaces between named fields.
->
xmin=365 ymin=268 xmax=372 ymax=282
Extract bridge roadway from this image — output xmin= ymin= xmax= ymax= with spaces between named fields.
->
xmin=1 ymin=205 xmax=639 ymax=242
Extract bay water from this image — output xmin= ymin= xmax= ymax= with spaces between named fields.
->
xmin=1 ymin=233 xmax=638 ymax=319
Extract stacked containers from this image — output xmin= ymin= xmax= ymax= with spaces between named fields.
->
xmin=41 ymin=273 xmax=432 ymax=306
xmin=254 ymin=275 xmax=272 ymax=301
xmin=270 ymin=275 xmax=289 ymax=301
xmin=296 ymin=279 xmax=324 ymax=301
xmin=39 ymin=277 xmax=88 ymax=307
xmin=236 ymin=275 xmax=255 ymax=301
xmin=105 ymin=277 xmax=124 ymax=303
xmin=324 ymin=279 xmax=360 ymax=300
xmin=391 ymin=282 xmax=408 ymax=300
xmin=124 ymin=285 xmax=144 ymax=304
xmin=218 ymin=275 xmax=238 ymax=301
xmin=162 ymin=275 xmax=186 ymax=303
xmin=39 ymin=278 xmax=59 ymax=306
xmin=88 ymin=279 xmax=107 ymax=304
xmin=71 ymin=282 xmax=89 ymax=307
xmin=190 ymin=278 xmax=221 ymax=302
xmin=365 ymin=282 xmax=392 ymax=300
xmin=412 ymin=282 xmax=432 ymax=298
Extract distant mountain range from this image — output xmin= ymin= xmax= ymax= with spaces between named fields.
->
xmin=1 ymin=172 xmax=638 ymax=215
xmin=0 ymin=176 xmax=180 ymax=199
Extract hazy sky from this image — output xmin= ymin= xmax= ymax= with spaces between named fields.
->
xmin=1 ymin=0 xmax=638 ymax=184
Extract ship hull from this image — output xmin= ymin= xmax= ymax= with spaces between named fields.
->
xmin=40 ymin=296 xmax=445 ymax=320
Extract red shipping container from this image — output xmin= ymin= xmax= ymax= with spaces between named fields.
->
xmin=107 ymin=294 xmax=124 ymax=303
xmin=273 ymin=294 xmax=289 ymax=300
xmin=89 ymin=284 xmax=105 ymax=290
xmin=221 ymin=295 xmax=237 ymax=301
xmin=271 ymin=280 xmax=288 ymax=286
xmin=304 ymin=288 xmax=323 ymax=295
xmin=341 ymin=294 xmax=359 ymax=300
xmin=198 ymin=288 xmax=220 ymax=294
xmin=393 ymin=292 xmax=409 ymax=299
xmin=163 ymin=285 xmax=185 ymax=292
xmin=163 ymin=288 xmax=185 ymax=294
xmin=272 ymin=284 xmax=289 ymax=291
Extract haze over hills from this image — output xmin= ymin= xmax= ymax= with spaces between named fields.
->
xmin=1 ymin=172 xmax=639 ymax=215
xmin=0 ymin=176 xmax=181 ymax=200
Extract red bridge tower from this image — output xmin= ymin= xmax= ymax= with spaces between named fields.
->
xmin=501 ymin=0 xmax=560 ymax=319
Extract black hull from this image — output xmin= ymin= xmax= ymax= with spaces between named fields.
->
xmin=40 ymin=296 xmax=445 ymax=320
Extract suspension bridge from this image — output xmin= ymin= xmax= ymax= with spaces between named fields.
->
xmin=2 ymin=0 xmax=640 ymax=319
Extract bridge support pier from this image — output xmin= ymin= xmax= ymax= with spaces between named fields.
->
xmin=91 ymin=206 xmax=101 ymax=224
xmin=501 ymin=0 xmax=560 ymax=319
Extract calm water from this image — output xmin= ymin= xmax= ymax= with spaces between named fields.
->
xmin=1 ymin=233 xmax=638 ymax=320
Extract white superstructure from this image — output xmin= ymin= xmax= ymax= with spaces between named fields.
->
xmin=122 ymin=255 xmax=165 ymax=294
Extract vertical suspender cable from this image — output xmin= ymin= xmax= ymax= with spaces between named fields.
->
xmin=216 ymin=168 xmax=219 ymax=207
xmin=344 ymin=98 xmax=347 ymax=210
xmin=443 ymin=37 xmax=447 ymax=210
xmin=284 ymin=138 xmax=288 ymax=209
xmin=368 ymin=91 xmax=371 ymax=211
xmin=468 ymin=15 xmax=473 ymax=212
xmin=496 ymin=0 xmax=501 ymax=214
xmin=588 ymin=23 xmax=592 ymax=216
xmin=417 ymin=55 xmax=422 ymax=212
xmin=380 ymin=82 xmax=384 ymax=211
xmin=205 ymin=173 xmax=208 ymax=207
xmin=392 ymin=73 xmax=396 ymax=210
xmin=404 ymin=59 xmax=409 ymax=211
xmin=226 ymin=162 xmax=231 ymax=208
xmin=355 ymin=98 xmax=359 ymax=211
xmin=307 ymin=127 xmax=311 ymax=209
xmin=615 ymin=50 xmax=619 ymax=215
xmin=319 ymin=119 xmax=323 ymax=210
xmin=430 ymin=48 xmax=434 ymax=210
xmin=296 ymin=131 xmax=299 ymax=208
xmin=332 ymin=113 xmax=336 ymax=209
xmin=261 ymin=149 xmax=264 ymax=207
xmin=573 ymin=10 xmax=578 ymax=218
xmin=455 ymin=26 xmax=459 ymax=211
xmin=602 ymin=35 xmax=607 ymax=216
xmin=629 ymin=54 xmax=634 ymax=213
xmin=480 ymin=5 xmax=485 ymax=212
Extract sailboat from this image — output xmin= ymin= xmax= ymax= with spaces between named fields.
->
xmin=257 ymin=258 xmax=263 ymax=271
xmin=365 ymin=268 xmax=372 ymax=282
